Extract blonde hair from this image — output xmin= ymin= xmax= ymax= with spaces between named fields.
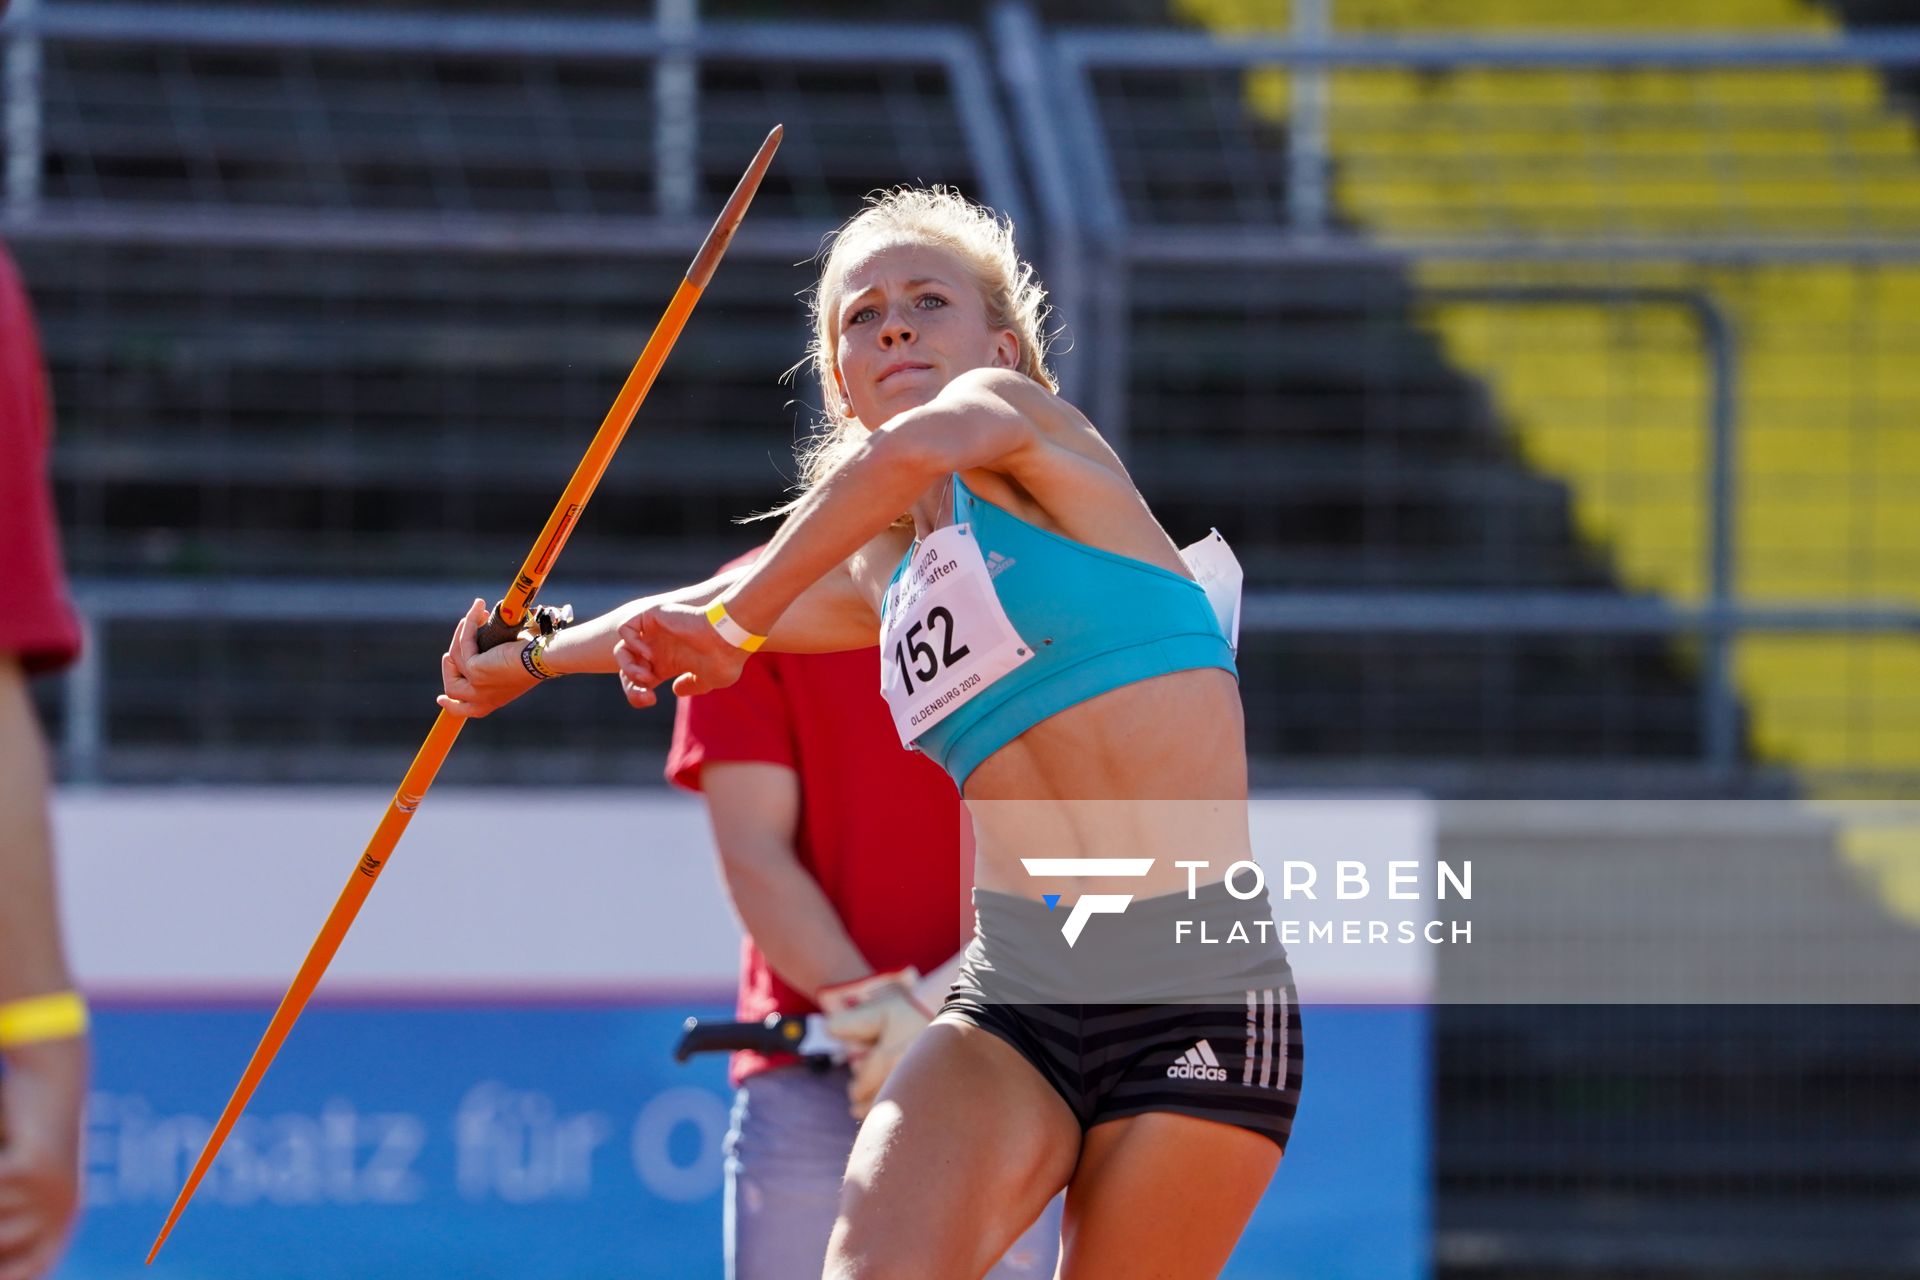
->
xmin=775 ymin=186 xmax=1057 ymax=506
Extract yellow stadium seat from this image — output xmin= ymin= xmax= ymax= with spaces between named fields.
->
xmin=1178 ymin=0 xmax=1920 ymax=914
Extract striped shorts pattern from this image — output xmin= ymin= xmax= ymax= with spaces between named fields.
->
xmin=938 ymin=979 xmax=1304 ymax=1153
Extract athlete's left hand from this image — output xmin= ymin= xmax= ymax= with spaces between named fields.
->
xmin=613 ymin=602 xmax=748 ymax=708
xmin=825 ymin=987 xmax=934 ymax=1121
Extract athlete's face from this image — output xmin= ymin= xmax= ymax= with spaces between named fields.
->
xmin=829 ymin=241 xmax=1018 ymax=430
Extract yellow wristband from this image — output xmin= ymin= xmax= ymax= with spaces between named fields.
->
xmin=0 ymin=991 xmax=90 ymax=1049
xmin=705 ymin=601 xmax=767 ymax=653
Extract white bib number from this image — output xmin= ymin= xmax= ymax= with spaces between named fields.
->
xmin=879 ymin=523 xmax=1034 ymax=747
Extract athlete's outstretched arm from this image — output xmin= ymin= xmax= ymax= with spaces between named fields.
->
xmin=442 ymin=548 xmax=887 ymax=718
xmin=437 ymin=567 xmax=744 ymax=718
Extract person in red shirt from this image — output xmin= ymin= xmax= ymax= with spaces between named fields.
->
xmin=0 ymin=241 xmax=90 ymax=1280
xmin=666 ymin=550 xmax=1060 ymax=1280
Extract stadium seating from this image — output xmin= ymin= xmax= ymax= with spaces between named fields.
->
xmin=1177 ymin=0 xmax=1920 ymax=865
xmin=22 ymin=1 xmax=1739 ymax=789
xmin=19 ymin=29 xmax=1005 ymax=780
xmin=15 ymin=3 xmax=1917 ymax=807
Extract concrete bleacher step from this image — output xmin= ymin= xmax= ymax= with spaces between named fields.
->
xmin=1124 ymin=261 xmax=1630 ymax=585
xmin=65 ymin=569 xmax=751 ymax=786
xmin=39 ymin=26 xmax=994 ymax=224
xmin=1143 ymin=453 xmax=1605 ymax=590
xmin=26 ymin=238 xmax=814 ymax=579
xmin=1243 ymin=631 xmax=1712 ymax=762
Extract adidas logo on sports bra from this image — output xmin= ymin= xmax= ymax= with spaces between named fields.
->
xmin=985 ymin=550 xmax=1016 ymax=578
xmin=1166 ymin=1039 xmax=1229 ymax=1083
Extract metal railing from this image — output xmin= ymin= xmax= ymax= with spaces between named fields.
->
xmin=54 ymin=576 xmax=1920 ymax=787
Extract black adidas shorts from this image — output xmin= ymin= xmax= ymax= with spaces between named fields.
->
xmin=937 ymin=882 xmax=1303 ymax=1153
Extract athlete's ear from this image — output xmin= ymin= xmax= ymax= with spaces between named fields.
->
xmin=832 ymin=361 xmax=853 ymax=413
xmin=992 ymin=329 xmax=1018 ymax=370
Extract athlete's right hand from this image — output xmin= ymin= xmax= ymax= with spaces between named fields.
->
xmin=614 ymin=602 xmax=749 ymax=709
xmin=824 ymin=988 xmax=934 ymax=1121
xmin=436 ymin=597 xmax=540 ymax=718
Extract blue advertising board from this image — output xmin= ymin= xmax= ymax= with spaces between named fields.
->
xmin=56 ymin=1001 xmax=1425 ymax=1280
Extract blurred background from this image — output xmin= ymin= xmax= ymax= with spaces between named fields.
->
xmin=4 ymin=0 xmax=1918 ymax=1275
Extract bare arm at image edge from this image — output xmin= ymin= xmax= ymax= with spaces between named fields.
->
xmin=0 ymin=656 xmax=89 ymax=1280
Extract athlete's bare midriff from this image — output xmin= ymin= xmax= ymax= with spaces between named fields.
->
xmin=961 ymin=666 xmax=1250 ymax=901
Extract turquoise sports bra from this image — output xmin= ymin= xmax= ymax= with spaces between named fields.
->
xmin=880 ymin=475 xmax=1237 ymax=789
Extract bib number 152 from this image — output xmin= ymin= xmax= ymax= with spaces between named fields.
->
xmin=892 ymin=605 xmax=971 ymax=694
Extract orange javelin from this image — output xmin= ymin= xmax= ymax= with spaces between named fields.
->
xmin=146 ymin=124 xmax=784 ymax=1265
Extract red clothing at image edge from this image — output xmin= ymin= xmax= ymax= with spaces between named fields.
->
xmin=666 ymin=573 xmax=966 ymax=1085
xmin=0 ymin=243 xmax=81 ymax=673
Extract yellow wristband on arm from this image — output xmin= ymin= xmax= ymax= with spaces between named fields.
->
xmin=0 ymin=990 xmax=90 ymax=1048
xmin=705 ymin=601 xmax=767 ymax=653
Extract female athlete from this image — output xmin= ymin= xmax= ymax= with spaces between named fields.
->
xmin=438 ymin=187 xmax=1300 ymax=1279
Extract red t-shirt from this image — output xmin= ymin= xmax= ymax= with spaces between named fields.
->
xmin=665 ymin=559 xmax=967 ymax=1085
xmin=0 ymin=243 xmax=81 ymax=673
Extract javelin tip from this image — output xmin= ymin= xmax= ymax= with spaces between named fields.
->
xmin=686 ymin=124 xmax=784 ymax=290
xmin=148 ymin=1168 xmax=201 ymax=1262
